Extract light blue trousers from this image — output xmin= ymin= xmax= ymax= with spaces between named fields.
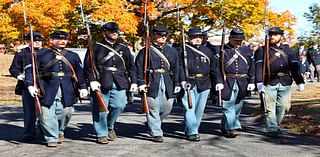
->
xmin=92 ymin=83 xmax=127 ymax=137
xmin=147 ymin=76 xmax=174 ymax=137
xmin=39 ymin=87 xmax=74 ymax=143
xmin=265 ymin=83 xmax=291 ymax=132
xmin=221 ymin=82 xmax=244 ymax=131
xmin=181 ymin=86 xmax=210 ymax=136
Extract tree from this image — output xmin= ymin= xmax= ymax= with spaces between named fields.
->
xmin=0 ymin=0 xmax=298 ymax=45
xmin=304 ymin=3 xmax=320 ymax=35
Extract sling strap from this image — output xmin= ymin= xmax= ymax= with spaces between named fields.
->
xmin=150 ymin=45 xmax=171 ymax=70
xmin=269 ymin=46 xmax=288 ymax=64
xmin=96 ymin=42 xmax=127 ymax=72
xmin=185 ymin=44 xmax=210 ymax=64
xmin=224 ymin=45 xmax=248 ymax=69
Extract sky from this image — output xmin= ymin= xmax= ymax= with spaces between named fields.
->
xmin=269 ymin=0 xmax=319 ymax=38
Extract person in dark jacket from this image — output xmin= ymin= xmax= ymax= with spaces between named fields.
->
xmin=220 ymin=28 xmax=255 ymax=138
xmin=9 ymin=32 xmax=43 ymax=141
xmin=255 ymin=26 xmax=304 ymax=138
xmin=25 ymin=30 xmax=88 ymax=147
xmin=178 ymin=28 xmax=223 ymax=141
xmin=84 ymin=22 xmax=137 ymax=144
xmin=136 ymin=25 xmax=180 ymax=142
xmin=306 ymin=41 xmax=320 ymax=82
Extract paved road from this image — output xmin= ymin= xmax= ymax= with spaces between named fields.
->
xmin=0 ymin=94 xmax=319 ymax=157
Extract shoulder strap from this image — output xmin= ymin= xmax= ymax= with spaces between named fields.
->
xmin=150 ymin=45 xmax=171 ymax=70
xmin=49 ymin=49 xmax=79 ymax=83
xmin=185 ymin=44 xmax=210 ymax=64
xmin=224 ymin=45 xmax=248 ymax=69
xmin=269 ymin=47 xmax=288 ymax=64
xmin=96 ymin=42 xmax=127 ymax=71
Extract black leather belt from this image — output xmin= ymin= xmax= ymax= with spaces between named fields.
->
xmin=41 ymin=72 xmax=73 ymax=77
xmin=153 ymin=68 xmax=167 ymax=73
xmin=100 ymin=66 xmax=124 ymax=73
xmin=226 ymin=74 xmax=247 ymax=78
xmin=189 ymin=73 xmax=209 ymax=78
xmin=271 ymin=72 xmax=289 ymax=77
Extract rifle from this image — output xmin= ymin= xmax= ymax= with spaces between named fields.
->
xmin=29 ymin=24 xmax=42 ymax=116
xmin=22 ymin=0 xmax=42 ymax=116
xmin=261 ymin=1 xmax=269 ymax=114
xmin=218 ymin=0 xmax=225 ymax=107
xmin=178 ymin=6 xmax=192 ymax=109
xmin=80 ymin=0 xmax=107 ymax=112
xmin=141 ymin=0 xmax=150 ymax=113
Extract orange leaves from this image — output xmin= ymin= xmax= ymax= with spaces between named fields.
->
xmin=91 ymin=0 xmax=138 ymax=34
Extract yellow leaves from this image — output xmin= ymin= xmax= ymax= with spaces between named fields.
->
xmin=91 ymin=0 xmax=138 ymax=34
xmin=0 ymin=13 xmax=19 ymax=42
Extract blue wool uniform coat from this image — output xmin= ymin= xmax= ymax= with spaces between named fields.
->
xmin=136 ymin=43 xmax=180 ymax=99
xmin=255 ymin=44 xmax=304 ymax=86
xmin=9 ymin=47 xmax=34 ymax=78
xmin=25 ymin=48 xmax=87 ymax=107
xmin=84 ymin=39 xmax=137 ymax=92
xmin=178 ymin=44 xmax=223 ymax=92
xmin=221 ymin=44 xmax=255 ymax=103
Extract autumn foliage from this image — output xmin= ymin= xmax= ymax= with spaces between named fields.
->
xmin=0 ymin=0 xmax=297 ymax=45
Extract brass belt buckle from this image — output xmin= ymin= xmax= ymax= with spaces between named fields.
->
xmin=57 ymin=72 xmax=64 ymax=77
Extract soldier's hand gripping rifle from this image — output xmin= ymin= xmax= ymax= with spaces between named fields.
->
xmin=80 ymin=0 xmax=107 ymax=112
xmin=141 ymin=0 xmax=150 ymax=113
xmin=29 ymin=24 xmax=42 ymax=116
xmin=178 ymin=6 xmax=192 ymax=109
xmin=261 ymin=1 xmax=269 ymax=114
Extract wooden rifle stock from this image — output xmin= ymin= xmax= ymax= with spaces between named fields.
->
xmin=30 ymin=24 xmax=42 ymax=116
xmin=141 ymin=0 xmax=150 ymax=113
xmin=263 ymin=34 xmax=270 ymax=85
xmin=259 ymin=92 xmax=268 ymax=114
xmin=141 ymin=92 xmax=149 ymax=113
xmin=80 ymin=0 xmax=107 ymax=112
xmin=95 ymin=90 xmax=107 ymax=112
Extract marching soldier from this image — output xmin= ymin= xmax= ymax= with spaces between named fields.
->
xmin=178 ymin=28 xmax=223 ymax=141
xmin=25 ymin=30 xmax=88 ymax=147
xmin=136 ymin=25 xmax=180 ymax=142
xmin=84 ymin=22 xmax=137 ymax=144
xmin=220 ymin=28 xmax=255 ymax=138
xmin=306 ymin=41 xmax=320 ymax=82
xmin=9 ymin=32 xmax=43 ymax=141
xmin=255 ymin=27 xmax=304 ymax=138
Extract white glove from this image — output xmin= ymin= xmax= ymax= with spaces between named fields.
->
xmin=256 ymin=82 xmax=266 ymax=93
xmin=247 ymin=83 xmax=255 ymax=91
xmin=296 ymin=84 xmax=304 ymax=92
xmin=138 ymin=84 xmax=147 ymax=93
xmin=79 ymin=89 xmax=88 ymax=98
xmin=17 ymin=74 xmax=25 ymax=81
xmin=174 ymin=86 xmax=181 ymax=94
xmin=215 ymin=83 xmax=224 ymax=91
xmin=28 ymin=86 xmax=38 ymax=97
xmin=129 ymin=83 xmax=138 ymax=93
xmin=90 ymin=81 xmax=101 ymax=91
xmin=181 ymin=81 xmax=188 ymax=90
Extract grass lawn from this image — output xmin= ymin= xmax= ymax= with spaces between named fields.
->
xmin=282 ymin=83 xmax=320 ymax=137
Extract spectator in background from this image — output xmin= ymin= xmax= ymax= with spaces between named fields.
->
xmin=299 ymin=55 xmax=310 ymax=82
xmin=0 ymin=44 xmax=7 ymax=54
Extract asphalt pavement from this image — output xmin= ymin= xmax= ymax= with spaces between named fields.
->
xmin=0 ymin=94 xmax=319 ymax=157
